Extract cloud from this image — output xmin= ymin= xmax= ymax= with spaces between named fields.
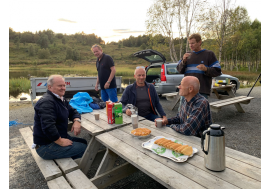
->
xmin=58 ymin=18 xmax=77 ymax=23
xmin=103 ymin=35 xmax=122 ymax=38
xmin=113 ymin=29 xmax=145 ymax=34
xmin=113 ymin=29 xmax=130 ymax=32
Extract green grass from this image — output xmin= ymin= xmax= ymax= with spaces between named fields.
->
xmin=9 ymin=78 xmax=31 ymax=93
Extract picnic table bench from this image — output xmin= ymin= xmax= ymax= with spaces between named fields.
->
xmin=19 ymin=126 xmax=97 ymax=189
xmin=162 ymin=84 xmax=254 ymax=113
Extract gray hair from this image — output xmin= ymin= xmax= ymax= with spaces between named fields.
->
xmin=47 ymin=75 xmax=65 ymax=88
xmin=91 ymin=44 xmax=102 ymax=52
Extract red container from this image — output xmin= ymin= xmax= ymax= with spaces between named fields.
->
xmin=107 ymin=103 xmax=115 ymax=124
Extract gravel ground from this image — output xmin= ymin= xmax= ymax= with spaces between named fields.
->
xmin=9 ymin=86 xmax=261 ymax=189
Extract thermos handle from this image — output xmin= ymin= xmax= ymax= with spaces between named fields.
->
xmin=201 ymin=130 xmax=210 ymax=155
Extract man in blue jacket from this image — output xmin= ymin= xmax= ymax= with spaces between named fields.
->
xmin=120 ymin=67 xmax=167 ymax=122
xmin=33 ymin=75 xmax=87 ymax=160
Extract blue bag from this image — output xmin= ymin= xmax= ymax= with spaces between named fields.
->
xmin=69 ymin=92 xmax=93 ymax=114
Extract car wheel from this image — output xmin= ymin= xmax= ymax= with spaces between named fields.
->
xmin=230 ymin=80 xmax=237 ymax=94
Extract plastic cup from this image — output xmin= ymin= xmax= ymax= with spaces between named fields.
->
xmin=131 ymin=115 xmax=138 ymax=129
xmin=156 ymin=118 xmax=163 ymax=128
xmin=94 ymin=113 xmax=100 ymax=120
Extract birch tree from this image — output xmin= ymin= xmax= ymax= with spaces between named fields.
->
xmin=146 ymin=0 xmax=178 ymax=62
xmin=175 ymin=0 xmax=207 ymax=54
xmin=204 ymin=0 xmax=233 ymax=63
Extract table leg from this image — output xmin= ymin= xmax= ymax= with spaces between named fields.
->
xmin=227 ymin=89 xmax=236 ymax=98
xmin=79 ymin=135 xmax=103 ymax=174
xmin=95 ymin=148 xmax=118 ymax=176
xmin=234 ymin=103 xmax=245 ymax=113
xmin=213 ymin=89 xmax=221 ymax=99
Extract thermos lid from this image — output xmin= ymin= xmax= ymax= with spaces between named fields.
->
xmin=210 ymin=124 xmax=221 ymax=130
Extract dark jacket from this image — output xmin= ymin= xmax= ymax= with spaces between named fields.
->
xmin=120 ymin=81 xmax=166 ymax=117
xmin=33 ymin=90 xmax=81 ymax=145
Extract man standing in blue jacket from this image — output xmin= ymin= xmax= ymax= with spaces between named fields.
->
xmin=120 ymin=67 xmax=167 ymax=122
xmin=33 ymin=75 xmax=87 ymax=160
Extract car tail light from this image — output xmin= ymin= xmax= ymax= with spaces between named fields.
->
xmin=161 ymin=64 xmax=166 ymax=83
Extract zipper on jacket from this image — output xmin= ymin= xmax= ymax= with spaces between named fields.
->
xmin=148 ymin=88 xmax=157 ymax=115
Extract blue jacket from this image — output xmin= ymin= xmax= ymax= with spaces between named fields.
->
xmin=120 ymin=81 xmax=166 ymax=117
xmin=33 ymin=90 xmax=81 ymax=145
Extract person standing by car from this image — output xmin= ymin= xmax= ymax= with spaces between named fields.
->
xmin=155 ymin=76 xmax=212 ymax=138
xmin=92 ymin=44 xmax=118 ymax=102
xmin=177 ymin=33 xmax=221 ymax=99
xmin=120 ymin=67 xmax=167 ymax=122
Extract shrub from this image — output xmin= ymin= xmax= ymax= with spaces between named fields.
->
xmin=29 ymin=45 xmax=35 ymax=56
xmin=38 ymin=48 xmax=50 ymax=59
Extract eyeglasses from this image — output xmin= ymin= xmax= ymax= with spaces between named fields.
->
xmin=136 ymin=66 xmax=145 ymax=69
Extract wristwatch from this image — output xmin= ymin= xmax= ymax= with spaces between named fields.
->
xmin=74 ymin=119 xmax=81 ymax=123
xmin=107 ymin=81 xmax=111 ymax=84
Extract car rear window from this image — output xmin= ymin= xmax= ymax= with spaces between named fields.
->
xmin=166 ymin=65 xmax=179 ymax=75
xmin=147 ymin=67 xmax=161 ymax=75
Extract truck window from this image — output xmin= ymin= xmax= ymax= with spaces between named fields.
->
xmin=147 ymin=67 xmax=161 ymax=76
xmin=166 ymin=65 xmax=179 ymax=75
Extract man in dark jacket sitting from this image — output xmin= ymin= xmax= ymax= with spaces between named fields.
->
xmin=33 ymin=75 xmax=87 ymax=160
xmin=120 ymin=67 xmax=167 ymax=122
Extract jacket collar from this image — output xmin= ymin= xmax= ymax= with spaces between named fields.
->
xmin=46 ymin=90 xmax=65 ymax=101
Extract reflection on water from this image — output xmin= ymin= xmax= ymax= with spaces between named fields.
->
xmin=9 ymin=70 xmax=136 ymax=100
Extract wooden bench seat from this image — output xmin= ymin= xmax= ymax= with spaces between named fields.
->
xmin=20 ymin=126 xmax=98 ymax=189
xmin=210 ymin=96 xmax=254 ymax=113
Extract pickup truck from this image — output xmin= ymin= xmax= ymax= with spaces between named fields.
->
xmin=133 ymin=49 xmax=240 ymax=94
xmin=29 ymin=76 xmax=122 ymax=105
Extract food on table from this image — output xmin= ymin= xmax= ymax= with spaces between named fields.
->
xmin=181 ymin=146 xmax=193 ymax=156
xmin=131 ymin=128 xmax=151 ymax=136
xmin=154 ymin=138 xmax=193 ymax=156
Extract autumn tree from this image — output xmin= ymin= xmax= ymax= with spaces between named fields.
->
xmin=146 ymin=0 xmax=178 ymax=62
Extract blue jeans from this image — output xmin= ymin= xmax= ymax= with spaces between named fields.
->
xmin=143 ymin=113 xmax=160 ymax=122
xmin=36 ymin=135 xmax=87 ymax=160
xmin=101 ymin=88 xmax=118 ymax=102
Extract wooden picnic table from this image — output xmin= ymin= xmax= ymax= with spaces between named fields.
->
xmin=162 ymin=84 xmax=254 ymax=113
xmin=79 ymin=108 xmax=145 ymax=174
xmin=93 ymin=119 xmax=261 ymax=189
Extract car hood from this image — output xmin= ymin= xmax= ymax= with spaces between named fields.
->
xmin=133 ymin=49 xmax=166 ymax=64
xmin=219 ymin=74 xmax=237 ymax=79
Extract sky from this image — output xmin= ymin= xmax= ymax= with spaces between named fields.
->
xmin=8 ymin=0 xmax=263 ymax=44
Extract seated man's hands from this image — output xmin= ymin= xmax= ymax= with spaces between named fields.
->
xmin=126 ymin=109 xmax=132 ymax=116
xmin=55 ymin=137 xmax=73 ymax=146
xmin=154 ymin=116 xmax=168 ymax=127
xmin=71 ymin=121 xmax=81 ymax=136
xmin=162 ymin=116 xmax=168 ymax=125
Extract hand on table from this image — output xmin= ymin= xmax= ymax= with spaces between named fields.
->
xmin=126 ymin=109 xmax=132 ymax=116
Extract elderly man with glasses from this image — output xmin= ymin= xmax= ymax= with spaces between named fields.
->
xmin=120 ymin=66 xmax=167 ymax=122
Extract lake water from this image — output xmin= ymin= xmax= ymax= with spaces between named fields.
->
xmin=9 ymin=70 xmax=135 ymax=99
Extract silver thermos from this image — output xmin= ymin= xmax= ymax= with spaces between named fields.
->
xmin=201 ymin=124 xmax=226 ymax=171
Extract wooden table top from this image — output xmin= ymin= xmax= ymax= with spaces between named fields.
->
xmin=95 ymin=119 xmax=261 ymax=189
xmin=81 ymin=108 xmax=145 ymax=136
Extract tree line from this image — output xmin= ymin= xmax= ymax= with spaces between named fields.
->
xmin=9 ymin=29 xmax=105 ymax=62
